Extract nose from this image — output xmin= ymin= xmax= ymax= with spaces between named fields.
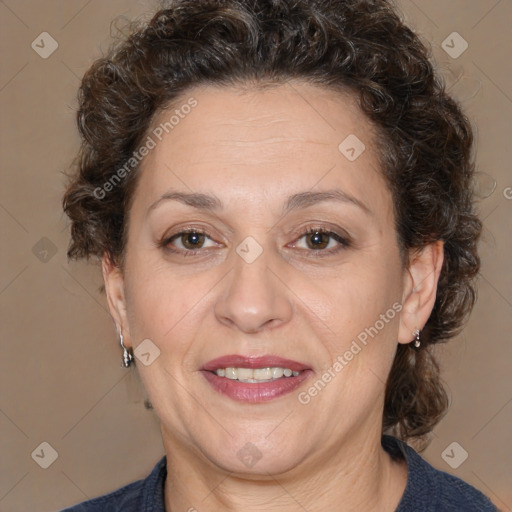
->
xmin=214 ymin=246 xmax=293 ymax=334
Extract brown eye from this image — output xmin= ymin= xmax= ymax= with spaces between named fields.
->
xmin=306 ymin=231 xmax=330 ymax=250
xmin=180 ymin=231 xmax=206 ymax=249
xmin=160 ymin=228 xmax=218 ymax=255
xmin=293 ymin=227 xmax=351 ymax=256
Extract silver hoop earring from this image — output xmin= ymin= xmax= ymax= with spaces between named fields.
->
xmin=120 ymin=332 xmax=134 ymax=368
xmin=412 ymin=328 xmax=421 ymax=349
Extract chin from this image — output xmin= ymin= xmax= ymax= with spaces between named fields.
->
xmin=211 ymin=450 xmax=304 ymax=477
xmin=199 ymin=432 xmax=309 ymax=476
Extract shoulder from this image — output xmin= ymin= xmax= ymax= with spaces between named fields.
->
xmin=382 ymin=435 xmax=498 ymax=512
xmin=60 ymin=480 xmax=144 ymax=512
xmin=60 ymin=455 xmax=167 ymax=512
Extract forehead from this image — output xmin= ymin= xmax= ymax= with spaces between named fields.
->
xmin=148 ymin=82 xmax=370 ymax=159
xmin=133 ymin=82 xmax=389 ymax=216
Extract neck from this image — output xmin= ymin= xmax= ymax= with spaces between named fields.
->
xmin=162 ymin=426 xmax=408 ymax=512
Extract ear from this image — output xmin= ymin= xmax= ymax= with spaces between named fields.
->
xmin=102 ymin=253 xmax=131 ymax=347
xmin=398 ymin=240 xmax=444 ymax=344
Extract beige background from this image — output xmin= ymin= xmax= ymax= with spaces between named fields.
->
xmin=0 ymin=1 xmax=511 ymax=511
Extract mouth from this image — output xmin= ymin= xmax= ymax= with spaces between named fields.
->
xmin=200 ymin=354 xmax=313 ymax=403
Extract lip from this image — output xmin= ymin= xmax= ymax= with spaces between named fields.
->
xmin=201 ymin=368 xmax=314 ymax=403
xmin=200 ymin=354 xmax=313 ymax=403
xmin=201 ymin=354 xmax=311 ymax=372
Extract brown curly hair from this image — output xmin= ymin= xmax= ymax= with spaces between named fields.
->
xmin=62 ymin=0 xmax=482 ymax=449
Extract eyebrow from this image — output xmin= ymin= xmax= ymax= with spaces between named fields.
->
xmin=284 ymin=190 xmax=372 ymax=216
xmin=146 ymin=191 xmax=222 ymax=216
xmin=146 ymin=189 xmax=372 ymax=217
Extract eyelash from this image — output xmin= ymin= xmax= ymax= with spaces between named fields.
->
xmin=159 ymin=226 xmax=351 ymax=258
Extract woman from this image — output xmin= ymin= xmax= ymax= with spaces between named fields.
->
xmin=61 ymin=0 xmax=498 ymax=510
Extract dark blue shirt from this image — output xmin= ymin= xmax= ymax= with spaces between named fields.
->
xmin=61 ymin=435 xmax=497 ymax=511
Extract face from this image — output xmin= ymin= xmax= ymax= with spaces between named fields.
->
xmin=105 ymin=82 xmax=430 ymax=477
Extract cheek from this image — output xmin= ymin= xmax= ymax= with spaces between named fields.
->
xmin=124 ymin=257 xmax=209 ymax=344
xmin=307 ymin=259 xmax=403 ymax=363
xmin=123 ymin=225 xmax=403 ymax=355
xmin=308 ymin=257 xmax=400 ymax=327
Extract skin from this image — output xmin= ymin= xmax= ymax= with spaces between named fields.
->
xmin=103 ymin=81 xmax=444 ymax=512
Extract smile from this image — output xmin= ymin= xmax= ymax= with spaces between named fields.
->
xmin=213 ymin=367 xmax=301 ymax=382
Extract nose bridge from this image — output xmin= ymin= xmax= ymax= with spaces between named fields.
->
xmin=213 ymin=237 xmax=293 ymax=333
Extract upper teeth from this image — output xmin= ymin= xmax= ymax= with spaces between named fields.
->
xmin=215 ymin=367 xmax=300 ymax=382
